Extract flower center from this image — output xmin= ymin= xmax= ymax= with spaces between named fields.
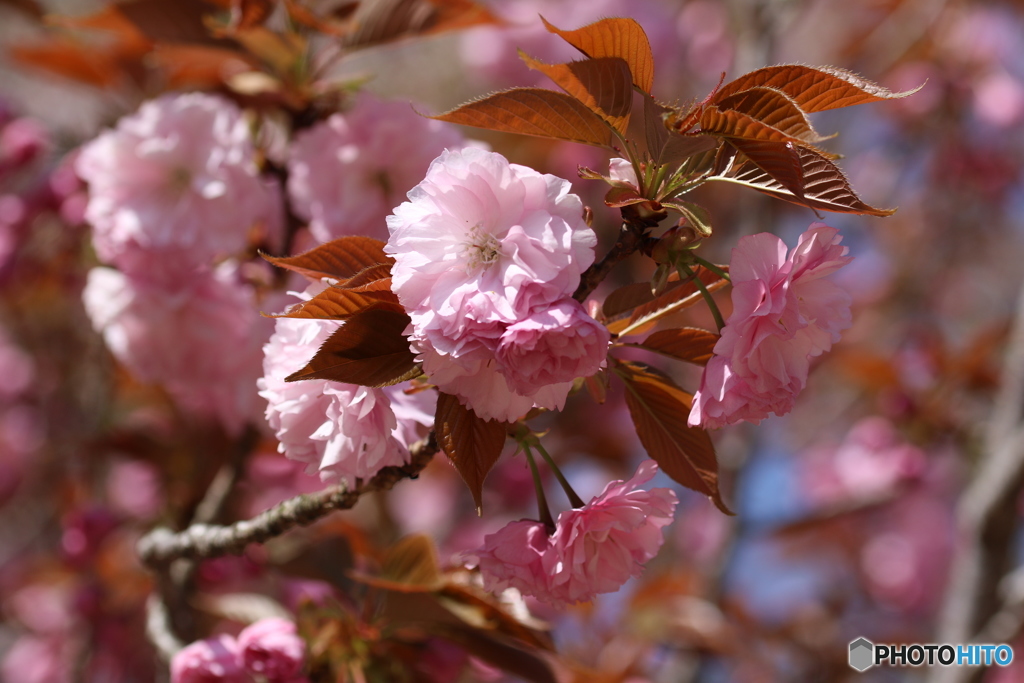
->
xmin=462 ymin=225 xmax=503 ymax=270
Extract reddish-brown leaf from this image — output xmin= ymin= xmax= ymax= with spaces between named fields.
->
xmin=151 ymin=44 xmax=256 ymax=90
xmin=9 ymin=41 xmax=122 ymax=87
xmin=615 ymin=361 xmax=730 ymax=513
xmin=285 ymin=308 xmax=418 ymax=387
xmin=605 ymin=185 xmax=648 ymax=208
xmin=715 ymin=86 xmax=831 ymax=143
xmin=435 ymin=393 xmax=507 ymax=513
xmin=716 ymin=145 xmax=896 ymax=216
xmin=640 ymin=328 xmax=720 ymax=365
xmin=728 ymin=139 xmax=808 ymax=206
xmin=263 ymin=237 xmax=392 ymax=282
xmin=271 ymin=282 xmax=400 ymax=321
xmin=431 ymin=88 xmax=612 ymax=147
xmin=117 ymin=0 xmax=227 ymax=45
xmin=520 ymin=54 xmax=633 ymax=135
xmin=338 ymin=266 xmax=395 ymax=290
xmin=715 ymin=64 xmax=921 ymax=113
xmin=342 ymin=0 xmax=498 ymax=48
xmin=541 ymin=16 xmax=654 ymax=94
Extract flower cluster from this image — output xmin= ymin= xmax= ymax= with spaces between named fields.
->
xmin=77 ymin=92 xmax=281 ymax=269
xmin=385 ymin=147 xmax=610 ymax=422
xmin=287 ymin=92 xmax=467 ymax=244
xmin=171 ymin=618 xmax=307 ymax=683
xmin=689 ymin=223 xmax=853 ymax=429
xmin=259 ymin=285 xmax=435 ymax=486
xmin=76 ymin=93 xmax=283 ymax=434
xmin=470 ymin=460 xmax=677 ymax=604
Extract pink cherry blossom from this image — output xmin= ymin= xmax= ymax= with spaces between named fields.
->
xmin=287 ymin=92 xmax=466 ymax=243
xmin=170 ymin=634 xmax=248 ymax=683
xmin=689 ymin=223 xmax=853 ymax=429
xmin=385 ymin=147 xmax=598 ymax=422
xmin=544 ymin=460 xmax=677 ymax=603
xmin=469 ymin=519 xmax=555 ymax=602
xmin=82 ymin=260 xmax=269 ymax=434
xmin=471 ymin=460 xmax=677 ymax=605
xmin=258 ymin=287 xmax=435 ymax=485
xmin=496 ymin=299 xmax=609 ymax=396
xmin=237 ymin=618 xmax=306 ymax=682
xmin=76 ymin=92 xmax=282 ymax=269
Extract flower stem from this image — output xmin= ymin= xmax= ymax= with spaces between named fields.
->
xmin=523 ymin=446 xmax=556 ymax=533
xmin=680 ymin=262 xmax=727 ymax=332
xmin=690 ymin=254 xmax=731 ymax=282
xmin=534 ymin=442 xmax=587 ymax=509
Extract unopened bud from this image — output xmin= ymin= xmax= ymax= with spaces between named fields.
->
xmin=651 ymin=223 xmax=701 ymax=264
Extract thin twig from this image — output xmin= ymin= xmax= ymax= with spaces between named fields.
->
xmin=575 ymin=205 xmax=665 ymax=304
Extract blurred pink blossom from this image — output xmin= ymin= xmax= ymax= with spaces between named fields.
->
xmin=386 ymin=147 xmax=598 ymax=421
xmin=287 ymin=93 xmax=466 ymax=243
xmin=106 ymin=459 xmax=164 ymax=520
xmin=690 ymin=223 xmax=853 ymax=429
xmin=802 ymin=416 xmax=926 ymax=506
xmin=170 ymin=634 xmax=248 ymax=683
xmin=471 ymin=460 xmax=677 ymax=605
xmin=0 ymin=324 xmax=34 ymax=400
xmin=1 ymin=634 xmax=71 ymax=683
xmin=82 ymin=260 xmax=269 ymax=434
xmin=76 ymin=93 xmax=281 ymax=270
xmin=237 ymin=618 xmax=306 ymax=682
xmin=0 ymin=117 xmax=49 ymax=180
xmin=258 ymin=288 xmax=435 ymax=485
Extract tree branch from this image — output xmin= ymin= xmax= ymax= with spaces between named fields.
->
xmin=930 ymin=280 xmax=1024 ymax=683
xmin=574 ymin=205 xmax=665 ymax=304
xmin=138 ymin=435 xmax=438 ymax=568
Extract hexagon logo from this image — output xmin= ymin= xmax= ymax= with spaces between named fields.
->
xmin=849 ymin=638 xmax=875 ymax=672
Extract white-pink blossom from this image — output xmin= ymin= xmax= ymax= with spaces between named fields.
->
xmin=287 ymin=93 xmax=466 ymax=243
xmin=471 ymin=460 xmax=677 ymax=605
xmin=258 ymin=287 xmax=435 ymax=485
xmin=76 ymin=93 xmax=282 ymax=269
xmin=689 ymin=223 xmax=853 ymax=429
xmin=385 ymin=147 xmax=600 ymax=422
xmin=82 ymin=260 xmax=269 ymax=434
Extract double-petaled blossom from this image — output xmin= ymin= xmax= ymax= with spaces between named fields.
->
xmin=76 ymin=92 xmax=282 ymax=269
xmin=82 ymin=261 xmax=270 ymax=434
xmin=258 ymin=286 xmax=435 ymax=485
xmin=470 ymin=460 xmax=677 ymax=605
xmin=287 ymin=93 xmax=466 ymax=243
xmin=689 ymin=223 xmax=853 ymax=429
xmin=385 ymin=147 xmax=609 ymax=422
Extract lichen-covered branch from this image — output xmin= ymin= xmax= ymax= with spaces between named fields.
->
xmin=138 ymin=435 xmax=438 ymax=568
